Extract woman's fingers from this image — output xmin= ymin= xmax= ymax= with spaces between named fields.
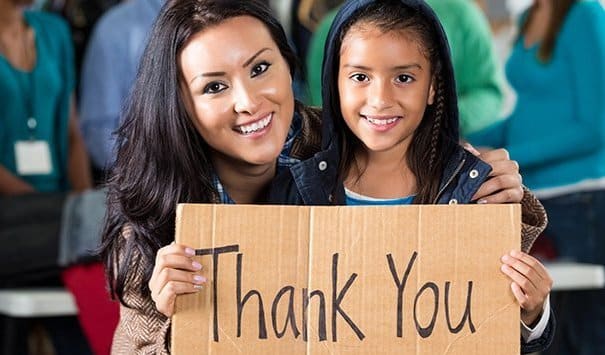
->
xmin=471 ymin=148 xmax=523 ymax=203
xmin=472 ymin=174 xmax=523 ymax=203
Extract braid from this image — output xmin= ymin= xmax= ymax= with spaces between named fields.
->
xmin=428 ymin=76 xmax=445 ymax=172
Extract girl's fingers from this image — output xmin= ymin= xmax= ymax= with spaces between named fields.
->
xmin=510 ymin=250 xmax=552 ymax=285
xmin=500 ymin=261 xmax=538 ymax=295
xmin=510 ymin=281 xmax=529 ymax=307
xmin=155 ymin=280 xmax=203 ymax=317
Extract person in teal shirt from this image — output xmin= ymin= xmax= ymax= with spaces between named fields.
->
xmin=305 ymin=0 xmax=504 ymax=137
xmin=469 ymin=1 xmax=605 ymax=353
xmin=0 ymin=7 xmax=91 ymax=195
xmin=0 ymin=1 xmax=93 ymax=353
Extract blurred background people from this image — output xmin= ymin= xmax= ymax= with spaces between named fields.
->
xmin=469 ymin=1 xmax=605 ymax=354
xmin=0 ymin=0 xmax=94 ymax=353
xmin=79 ymin=0 xmax=163 ymax=176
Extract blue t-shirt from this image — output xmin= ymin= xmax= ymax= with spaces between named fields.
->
xmin=345 ymin=188 xmax=415 ymax=206
xmin=0 ymin=11 xmax=75 ymax=192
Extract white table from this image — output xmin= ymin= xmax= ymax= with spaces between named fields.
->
xmin=545 ymin=261 xmax=605 ymax=291
xmin=0 ymin=288 xmax=77 ymax=318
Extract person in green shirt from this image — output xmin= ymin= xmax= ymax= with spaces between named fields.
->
xmin=305 ymin=0 xmax=504 ymax=137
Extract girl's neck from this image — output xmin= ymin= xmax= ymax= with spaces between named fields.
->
xmin=344 ymin=147 xmax=417 ymax=199
xmin=211 ymin=153 xmax=277 ymax=204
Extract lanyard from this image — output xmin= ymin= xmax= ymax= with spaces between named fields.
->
xmin=22 ymin=70 xmax=37 ymax=140
xmin=0 ymin=21 xmax=37 ymax=140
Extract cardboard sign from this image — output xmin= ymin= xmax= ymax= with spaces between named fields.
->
xmin=173 ymin=204 xmax=520 ymax=354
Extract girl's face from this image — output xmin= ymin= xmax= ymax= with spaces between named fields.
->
xmin=338 ymin=26 xmax=435 ymax=157
xmin=180 ymin=16 xmax=294 ymax=168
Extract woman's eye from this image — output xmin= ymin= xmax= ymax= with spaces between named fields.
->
xmin=203 ymin=82 xmax=227 ymax=94
xmin=350 ymin=73 xmax=368 ymax=82
xmin=396 ymin=74 xmax=414 ymax=83
xmin=251 ymin=62 xmax=271 ymax=77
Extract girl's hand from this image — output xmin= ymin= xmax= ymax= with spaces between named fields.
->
xmin=464 ymin=144 xmax=523 ymax=204
xmin=148 ymin=242 xmax=207 ymax=317
xmin=500 ymin=250 xmax=553 ymax=326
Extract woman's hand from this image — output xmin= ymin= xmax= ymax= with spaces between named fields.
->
xmin=465 ymin=144 xmax=523 ymax=204
xmin=500 ymin=250 xmax=552 ymax=326
xmin=148 ymin=242 xmax=207 ymax=317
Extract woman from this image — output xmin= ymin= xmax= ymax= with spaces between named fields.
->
xmin=100 ymin=0 xmax=546 ymax=353
xmin=470 ymin=1 xmax=605 ymax=353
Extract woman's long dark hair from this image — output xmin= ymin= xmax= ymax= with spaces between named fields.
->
xmin=333 ymin=1 xmax=457 ymax=204
xmin=99 ymin=0 xmax=299 ymax=306
xmin=521 ymin=0 xmax=576 ymax=62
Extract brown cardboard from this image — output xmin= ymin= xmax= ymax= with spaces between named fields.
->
xmin=172 ymin=204 xmax=520 ymax=354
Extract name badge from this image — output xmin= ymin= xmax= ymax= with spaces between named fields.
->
xmin=15 ymin=140 xmax=53 ymax=175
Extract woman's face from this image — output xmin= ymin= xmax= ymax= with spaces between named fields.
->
xmin=180 ymin=16 xmax=294 ymax=168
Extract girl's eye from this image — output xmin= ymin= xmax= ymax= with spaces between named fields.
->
xmin=203 ymin=82 xmax=227 ymax=94
xmin=251 ymin=62 xmax=271 ymax=77
xmin=350 ymin=73 xmax=368 ymax=82
xmin=396 ymin=74 xmax=414 ymax=83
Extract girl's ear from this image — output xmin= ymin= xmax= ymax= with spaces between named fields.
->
xmin=427 ymin=77 xmax=436 ymax=105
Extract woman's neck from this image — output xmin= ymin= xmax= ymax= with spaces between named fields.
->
xmin=345 ymin=147 xmax=417 ymax=199
xmin=211 ymin=153 xmax=277 ymax=204
xmin=0 ymin=3 xmax=35 ymax=71
xmin=0 ymin=3 xmax=24 ymax=31
xmin=524 ymin=1 xmax=552 ymax=48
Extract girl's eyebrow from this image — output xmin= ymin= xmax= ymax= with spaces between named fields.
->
xmin=342 ymin=63 xmax=423 ymax=71
xmin=393 ymin=64 xmax=423 ymax=71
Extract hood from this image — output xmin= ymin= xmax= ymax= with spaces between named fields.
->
xmin=320 ymin=0 xmax=460 ymax=149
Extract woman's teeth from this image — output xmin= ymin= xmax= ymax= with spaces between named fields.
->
xmin=237 ymin=115 xmax=272 ymax=134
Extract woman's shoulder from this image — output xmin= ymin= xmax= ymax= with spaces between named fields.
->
xmin=566 ymin=0 xmax=605 ymax=26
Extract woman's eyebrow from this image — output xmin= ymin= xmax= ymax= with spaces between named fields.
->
xmin=242 ymin=47 xmax=271 ymax=68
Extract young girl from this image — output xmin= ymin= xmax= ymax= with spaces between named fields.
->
xmin=272 ymin=0 xmax=553 ymax=352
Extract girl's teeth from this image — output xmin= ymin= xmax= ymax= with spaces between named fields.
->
xmin=366 ymin=117 xmax=398 ymax=125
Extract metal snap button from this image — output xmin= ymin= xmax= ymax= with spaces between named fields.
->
xmin=318 ymin=161 xmax=328 ymax=171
